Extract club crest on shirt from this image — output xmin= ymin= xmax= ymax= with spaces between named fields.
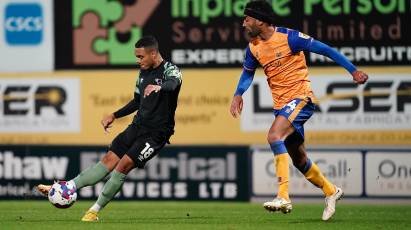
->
xmin=298 ymin=32 xmax=310 ymax=39
xmin=155 ymin=78 xmax=163 ymax=85
xmin=276 ymin=52 xmax=282 ymax=58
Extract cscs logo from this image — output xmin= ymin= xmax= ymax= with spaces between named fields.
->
xmin=4 ymin=3 xmax=43 ymax=45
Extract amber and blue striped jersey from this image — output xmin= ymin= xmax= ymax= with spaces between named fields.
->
xmin=235 ymin=27 xmax=356 ymax=110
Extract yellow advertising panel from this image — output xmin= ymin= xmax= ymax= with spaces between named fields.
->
xmin=0 ymin=69 xmax=247 ymax=145
xmin=0 ymin=67 xmax=410 ymax=146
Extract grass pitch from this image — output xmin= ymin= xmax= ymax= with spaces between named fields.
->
xmin=0 ymin=201 xmax=410 ymax=230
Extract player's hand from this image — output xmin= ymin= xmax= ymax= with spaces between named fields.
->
xmin=101 ymin=113 xmax=115 ymax=134
xmin=230 ymin=95 xmax=243 ymax=118
xmin=144 ymin=85 xmax=161 ymax=97
xmin=352 ymin=70 xmax=368 ymax=84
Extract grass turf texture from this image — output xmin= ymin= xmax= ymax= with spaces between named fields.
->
xmin=0 ymin=201 xmax=410 ymax=230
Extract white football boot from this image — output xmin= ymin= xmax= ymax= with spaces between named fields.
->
xmin=263 ymin=197 xmax=292 ymax=214
xmin=322 ymin=186 xmax=344 ymax=221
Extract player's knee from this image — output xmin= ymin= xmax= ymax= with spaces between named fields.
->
xmin=267 ymin=132 xmax=282 ymax=143
xmin=101 ymin=151 xmax=120 ymax=171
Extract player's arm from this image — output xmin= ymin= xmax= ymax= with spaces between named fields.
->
xmin=101 ymin=92 xmax=140 ymax=133
xmin=113 ymin=92 xmax=140 ymax=118
xmin=288 ymin=30 xmax=368 ymax=84
xmin=234 ymin=68 xmax=255 ymax=97
xmin=231 ymin=46 xmax=258 ymax=118
xmin=307 ymin=40 xmax=368 ymax=83
xmin=144 ymin=63 xmax=182 ymax=97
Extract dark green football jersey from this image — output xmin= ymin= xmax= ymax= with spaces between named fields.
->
xmin=114 ymin=61 xmax=182 ymax=132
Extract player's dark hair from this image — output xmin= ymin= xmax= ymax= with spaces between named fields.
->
xmin=135 ymin=35 xmax=159 ymax=51
xmin=244 ymin=0 xmax=275 ymax=24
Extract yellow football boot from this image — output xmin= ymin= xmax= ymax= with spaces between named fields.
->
xmin=81 ymin=210 xmax=99 ymax=222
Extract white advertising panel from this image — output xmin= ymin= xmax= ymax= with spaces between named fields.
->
xmin=0 ymin=78 xmax=80 ymax=132
xmin=241 ymin=76 xmax=272 ymax=132
xmin=252 ymin=149 xmax=363 ymax=196
xmin=242 ymin=74 xmax=411 ymax=131
xmin=366 ymin=152 xmax=411 ymax=196
xmin=0 ymin=0 xmax=54 ymax=72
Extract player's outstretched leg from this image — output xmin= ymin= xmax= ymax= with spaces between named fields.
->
xmin=36 ymin=161 xmax=110 ymax=197
xmin=72 ymin=161 xmax=111 ymax=189
xmin=322 ymin=186 xmax=344 ymax=221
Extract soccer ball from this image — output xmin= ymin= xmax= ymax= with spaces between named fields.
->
xmin=48 ymin=181 xmax=77 ymax=208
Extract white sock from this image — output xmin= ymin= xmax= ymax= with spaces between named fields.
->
xmin=90 ymin=203 xmax=102 ymax=212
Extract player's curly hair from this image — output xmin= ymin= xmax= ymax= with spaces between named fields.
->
xmin=135 ymin=35 xmax=158 ymax=51
xmin=244 ymin=0 xmax=275 ymax=24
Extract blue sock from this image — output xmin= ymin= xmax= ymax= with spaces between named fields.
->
xmin=270 ymin=141 xmax=287 ymax=155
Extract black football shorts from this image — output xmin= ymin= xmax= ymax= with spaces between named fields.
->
xmin=109 ymin=123 xmax=170 ymax=168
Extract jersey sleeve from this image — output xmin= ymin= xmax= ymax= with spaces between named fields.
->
xmin=161 ymin=62 xmax=182 ymax=91
xmin=233 ymin=68 xmax=255 ymax=96
xmin=135 ymin=74 xmax=141 ymax=95
xmin=288 ymin=29 xmax=356 ymax=73
xmin=287 ymin=29 xmax=314 ymax=53
xmin=307 ymin=40 xmax=357 ymax=73
xmin=243 ymin=45 xmax=259 ymax=71
xmin=113 ymin=92 xmax=140 ymax=118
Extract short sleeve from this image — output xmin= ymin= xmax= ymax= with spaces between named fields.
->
xmin=164 ymin=62 xmax=182 ymax=84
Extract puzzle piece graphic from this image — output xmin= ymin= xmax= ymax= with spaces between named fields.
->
xmin=115 ymin=0 xmax=160 ymax=33
xmin=73 ymin=0 xmax=123 ymax=27
xmin=94 ymin=27 xmax=142 ymax=65
xmin=73 ymin=12 xmax=107 ymax=64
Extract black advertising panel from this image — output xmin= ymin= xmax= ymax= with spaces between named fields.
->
xmin=0 ymin=145 xmax=84 ymax=199
xmin=302 ymin=0 xmax=410 ymax=66
xmin=0 ymin=145 xmax=250 ymax=201
xmin=54 ymin=0 xmax=410 ymax=69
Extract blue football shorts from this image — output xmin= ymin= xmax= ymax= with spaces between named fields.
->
xmin=274 ymin=97 xmax=315 ymax=142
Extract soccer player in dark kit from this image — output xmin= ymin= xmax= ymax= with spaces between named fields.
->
xmin=37 ymin=35 xmax=182 ymax=221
